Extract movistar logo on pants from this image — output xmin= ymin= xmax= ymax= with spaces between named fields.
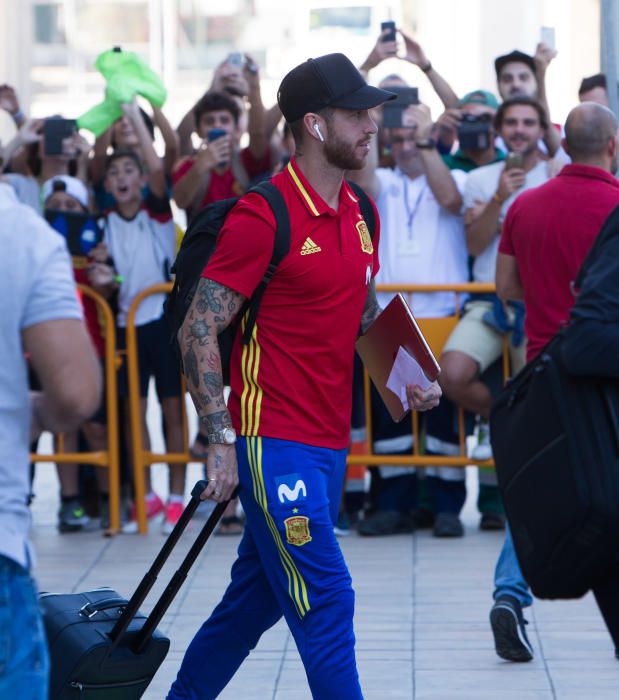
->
xmin=276 ymin=474 xmax=308 ymax=503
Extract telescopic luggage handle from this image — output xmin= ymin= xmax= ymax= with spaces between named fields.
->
xmin=109 ymin=480 xmax=239 ymax=653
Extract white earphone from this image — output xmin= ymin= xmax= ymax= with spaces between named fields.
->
xmin=313 ymin=123 xmax=325 ymax=142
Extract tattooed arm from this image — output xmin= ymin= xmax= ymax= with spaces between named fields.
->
xmin=360 ymin=279 xmax=382 ymax=334
xmin=179 ymin=277 xmax=246 ymax=501
xmin=359 ymin=280 xmax=442 ymax=412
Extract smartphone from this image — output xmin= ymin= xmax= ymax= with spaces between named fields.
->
xmin=505 ymin=152 xmax=524 ymax=170
xmin=207 ymin=128 xmax=227 ymax=143
xmin=380 ymin=20 xmax=396 ymax=42
xmin=227 ymin=52 xmax=244 ymax=68
xmin=382 ymin=86 xmax=419 ymax=128
xmin=207 ymin=128 xmax=229 ymax=167
xmin=540 ymin=26 xmax=556 ymax=51
xmin=44 ymin=118 xmax=76 ymax=156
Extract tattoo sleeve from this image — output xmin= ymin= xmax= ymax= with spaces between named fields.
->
xmin=180 ymin=277 xmax=246 ymax=428
xmin=360 ymin=279 xmax=382 ymax=334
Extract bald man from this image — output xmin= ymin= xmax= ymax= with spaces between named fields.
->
xmin=488 ymin=102 xmax=619 ymax=662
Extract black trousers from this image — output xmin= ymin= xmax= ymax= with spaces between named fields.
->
xmin=592 ymin=560 xmax=619 ymax=653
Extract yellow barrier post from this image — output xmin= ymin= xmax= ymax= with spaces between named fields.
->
xmin=30 ymin=286 xmax=122 ymax=533
xmin=125 ymin=283 xmax=189 ymax=534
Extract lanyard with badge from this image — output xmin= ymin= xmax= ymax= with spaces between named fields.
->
xmin=398 ymin=171 xmax=426 ymax=256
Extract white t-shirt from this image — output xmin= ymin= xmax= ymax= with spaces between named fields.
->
xmin=464 ymin=159 xmax=549 ymax=282
xmin=104 ymin=193 xmax=176 ymax=327
xmin=0 ymin=183 xmax=82 ymax=569
xmin=375 ymin=167 xmax=468 ymax=318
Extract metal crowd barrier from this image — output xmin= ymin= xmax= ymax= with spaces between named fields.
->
xmin=125 ymin=283 xmax=189 ymax=535
xmin=125 ymin=282 xmax=509 ymax=533
xmin=348 ymin=282 xmax=506 ymax=468
xmin=30 ymin=285 xmax=122 ymax=533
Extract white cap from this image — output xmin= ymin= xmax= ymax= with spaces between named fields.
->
xmin=42 ymin=175 xmax=89 ymax=209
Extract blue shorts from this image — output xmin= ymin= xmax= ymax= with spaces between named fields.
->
xmin=168 ymin=437 xmax=363 ymax=700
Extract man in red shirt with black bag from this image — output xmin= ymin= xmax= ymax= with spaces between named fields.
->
xmin=167 ymin=53 xmax=441 ymax=699
xmin=490 ymin=101 xmax=619 ymax=663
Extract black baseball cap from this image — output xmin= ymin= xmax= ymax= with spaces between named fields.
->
xmin=277 ymin=53 xmax=396 ymax=123
xmin=494 ymin=50 xmax=537 ymax=78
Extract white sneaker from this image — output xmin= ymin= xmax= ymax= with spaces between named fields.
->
xmin=472 ymin=420 xmax=493 ymax=461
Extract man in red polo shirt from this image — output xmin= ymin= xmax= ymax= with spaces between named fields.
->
xmin=168 ymin=53 xmax=442 ymax=700
xmin=489 ymin=101 xmax=619 ymax=663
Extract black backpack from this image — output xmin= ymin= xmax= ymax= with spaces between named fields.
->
xmin=165 ymin=179 xmax=375 ymax=384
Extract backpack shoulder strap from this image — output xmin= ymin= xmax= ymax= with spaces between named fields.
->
xmin=240 ymin=180 xmax=291 ymax=344
xmin=346 ymin=180 xmax=376 ymax=240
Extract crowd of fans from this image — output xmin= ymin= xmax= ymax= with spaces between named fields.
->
xmin=0 ymin=28 xmax=612 ymax=539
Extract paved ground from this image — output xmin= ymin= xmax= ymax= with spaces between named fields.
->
xmin=31 ymin=457 xmax=618 ymax=700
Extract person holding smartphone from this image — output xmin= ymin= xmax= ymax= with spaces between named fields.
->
xmin=348 ymin=82 xmax=470 ymax=539
xmin=494 ymin=42 xmax=561 ymax=157
xmin=440 ymin=96 xmax=554 ymax=460
xmin=172 ymin=59 xmax=272 ymax=222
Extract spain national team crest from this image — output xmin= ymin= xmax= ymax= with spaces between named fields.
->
xmin=284 ymin=516 xmax=312 ymax=546
xmin=356 ymin=220 xmax=373 ymax=254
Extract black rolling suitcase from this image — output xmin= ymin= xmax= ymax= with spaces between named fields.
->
xmin=490 ymin=332 xmax=619 ymax=600
xmin=41 ymin=481 xmax=234 ymax=699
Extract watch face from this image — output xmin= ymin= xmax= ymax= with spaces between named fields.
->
xmin=223 ymin=428 xmax=237 ymax=444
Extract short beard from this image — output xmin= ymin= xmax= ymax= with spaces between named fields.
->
xmin=323 ymin=133 xmax=365 ymax=170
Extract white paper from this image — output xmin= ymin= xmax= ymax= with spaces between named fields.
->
xmin=386 ymin=346 xmax=433 ymax=411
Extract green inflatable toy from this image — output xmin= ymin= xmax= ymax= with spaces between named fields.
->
xmin=77 ymin=47 xmax=167 ymax=136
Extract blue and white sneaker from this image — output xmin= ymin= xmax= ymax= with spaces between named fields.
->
xmin=490 ymin=595 xmax=534 ymax=662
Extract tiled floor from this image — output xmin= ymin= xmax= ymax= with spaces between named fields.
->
xmin=31 ymin=462 xmax=618 ymax=699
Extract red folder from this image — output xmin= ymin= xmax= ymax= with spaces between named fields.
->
xmin=355 ymin=293 xmax=440 ymax=422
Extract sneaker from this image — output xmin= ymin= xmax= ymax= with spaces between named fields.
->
xmin=58 ymin=499 xmax=91 ymax=533
xmin=334 ymin=512 xmax=351 ymax=537
xmin=490 ymin=595 xmax=534 ymax=662
xmin=412 ymin=508 xmax=435 ymax=529
xmin=122 ymin=493 xmax=165 ymax=534
xmin=472 ymin=420 xmax=493 ymax=461
xmin=161 ymin=501 xmax=184 ymax=535
xmin=432 ymin=512 xmax=464 ymax=538
xmin=479 ymin=512 xmax=506 ymax=531
xmin=357 ymin=510 xmax=415 ymax=537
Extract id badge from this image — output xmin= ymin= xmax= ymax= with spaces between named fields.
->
xmin=398 ymin=236 xmax=421 ymax=256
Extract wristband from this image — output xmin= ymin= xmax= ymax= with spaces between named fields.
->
xmin=420 ymin=61 xmax=432 ymax=74
xmin=12 ymin=109 xmax=25 ymax=123
xmin=415 ymin=138 xmax=436 ymax=150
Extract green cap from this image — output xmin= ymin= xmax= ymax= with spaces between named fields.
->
xmin=459 ymin=90 xmax=499 ymax=109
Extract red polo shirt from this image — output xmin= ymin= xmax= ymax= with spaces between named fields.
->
xmin=499 ymin=163 xmax=619 ymax=361
xmin=203 ymin=158 xmax=380 ymax=449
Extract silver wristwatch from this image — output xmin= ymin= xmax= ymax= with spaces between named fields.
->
xmin=206 ymin=427 xmax=237 ymax=445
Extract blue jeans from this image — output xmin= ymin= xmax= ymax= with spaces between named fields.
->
xmin=0 ymin=555 xmax=49 ymax=699
xmin=493 ymin=524 xmax=533 ymax=607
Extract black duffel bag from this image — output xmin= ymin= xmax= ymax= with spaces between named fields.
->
xmin=490 ymin=329 xmax=619 ymax=600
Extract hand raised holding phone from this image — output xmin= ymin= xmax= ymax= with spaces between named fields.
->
xmin=196 ymin=128 xmax=231 ymax=172
xmin=496 ymin=156 xmax=526 ymax=202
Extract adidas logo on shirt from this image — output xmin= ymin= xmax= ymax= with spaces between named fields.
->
xmin=300 ymin=237 xmax=322 ymax=255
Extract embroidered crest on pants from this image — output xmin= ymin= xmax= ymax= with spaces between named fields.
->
xmin=284 ymin=516 xmax=312 ymax=546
